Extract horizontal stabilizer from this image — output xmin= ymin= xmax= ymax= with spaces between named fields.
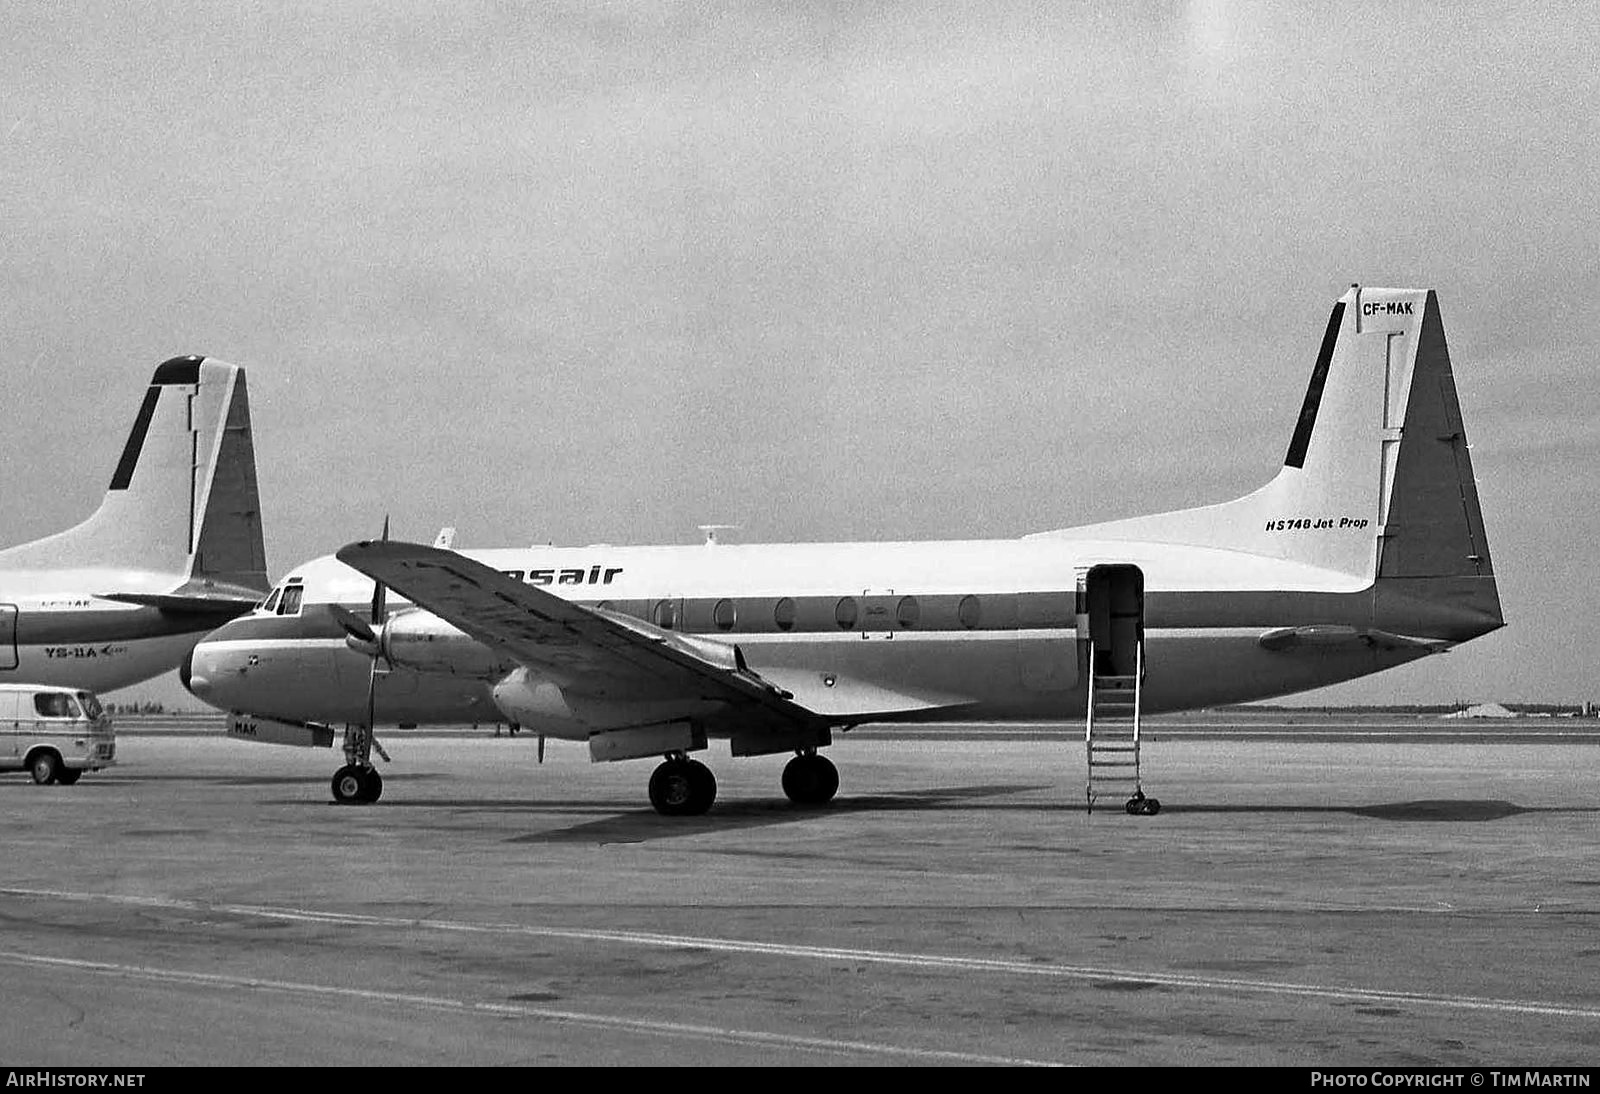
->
xmin=98 ymin=586 xmax=264 ymax=615
xmin=1258 ymin=625 xmax=1450 ymax=653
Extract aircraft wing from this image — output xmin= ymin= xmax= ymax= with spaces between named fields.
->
xmin=335 ymin=540 xmax=825 ymax=731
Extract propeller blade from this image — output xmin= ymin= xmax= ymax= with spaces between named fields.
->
xmin=330 ymin=605 xmax=376 ymax=647
xmin=537 ymin=733 xmax=546 ymax=764
xmin=370 ymin=516 xmax=390 ymax=624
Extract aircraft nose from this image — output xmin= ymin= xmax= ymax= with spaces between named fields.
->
xmin=180 ymin=645 xmax=209 ymax=698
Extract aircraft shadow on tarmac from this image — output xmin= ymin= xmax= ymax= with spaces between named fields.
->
xmin=103 ymin=772 xmax=454 ymax=788
xmin=508 ymin=790 xmax=1598 ymax=842
xmin=44 ymin=777 xmax=1596 ymax=836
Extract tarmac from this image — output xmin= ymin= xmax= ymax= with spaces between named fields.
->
xmin=1 ymin=714 xmax=1597 ymax=1067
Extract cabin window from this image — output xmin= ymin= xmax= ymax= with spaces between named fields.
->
xmin=277 ymin=585 xmax=304 ymax=616
xmin=773 ymin=597 xmax=796 ymax=632
xmin=958 ymin=595 xmax=982 ymax=629
xmin=896 ymin=596 xmax=920 ymax=629
xmin=713 ymin=598 xmax=737 ymax=631
xmin=652 ymin=599 xmax=679 ymax=630
xmin=835 ymin=597 xmax=858 ymax=631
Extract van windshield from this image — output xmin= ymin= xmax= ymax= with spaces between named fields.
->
xmin=78 ymin=692 xmax=104 ymax=720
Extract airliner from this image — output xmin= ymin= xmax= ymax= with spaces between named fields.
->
xmin=183 ymin=287 xmax=1501 ymax=814
xmin=1 ymin=356 xmax=269 ymax=693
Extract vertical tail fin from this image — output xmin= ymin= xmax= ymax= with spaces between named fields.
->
xmin=1033 ymin=287 xmax=1502 ymax=632
xmin=0 ymin=356 xmax=269 ymax=595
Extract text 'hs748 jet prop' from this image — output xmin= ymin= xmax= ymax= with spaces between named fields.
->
xmin=184 ymin=287 xmax=1500 ymax=815
xmin=2 ymin=356 xmax=269 ymax=695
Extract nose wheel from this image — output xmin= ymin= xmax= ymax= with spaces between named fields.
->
xmin=330 ymin=722 xmax=388 ymax=804
xmin=332 ymin=764 xmax=383 ymax=804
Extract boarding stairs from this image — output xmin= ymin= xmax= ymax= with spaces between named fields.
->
xmin=1085 ymin=641 xmax=1155 ymax=814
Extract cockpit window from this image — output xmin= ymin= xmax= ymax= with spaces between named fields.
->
xmin=277 ymin=585 xmax=304 ymax=616
xmin=260 ymin=588 xmax=282 ymax=614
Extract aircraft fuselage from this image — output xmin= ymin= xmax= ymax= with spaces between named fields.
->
xmin=0 ymin=568 xmax=239 ymax=692
xmin=186 ymin=534 xmax=1482 ymax=738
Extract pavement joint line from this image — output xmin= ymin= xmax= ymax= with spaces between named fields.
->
xmin=0 ymin=948 xmax=1061 ymax=1067
xmin=4 ymin=885 xmax=1598 ymax=1022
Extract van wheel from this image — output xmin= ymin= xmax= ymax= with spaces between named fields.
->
xmin=54 ymin=768 xmax=83 ymax=786
xmin=29 ymin=751 xmax=61 ymax=785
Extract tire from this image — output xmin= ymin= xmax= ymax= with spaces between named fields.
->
xmin=331 ymin=765 xmax=367 ymax=804
xmin=54 ymin=767 xmax=83 ymax=786
xmin=649 ymin=761 xmax=695 ymax=816
xmin=360 ymin=769 xmax=383 ymax=803
xmin=782 ymin=754 xmax=839 ymax=806
xmin=649 ymin=759 xmax=716 ymax=816
xmin=29 ymin=750 xmax=61 ymax=785
xmin=684 ymin=759 xmax=717 ymax=814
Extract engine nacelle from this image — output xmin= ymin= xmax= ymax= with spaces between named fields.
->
xmin=490 ymin=665 xmax=724 ymax=740
xmin=376 ymin=611 xmax=515 ymax=677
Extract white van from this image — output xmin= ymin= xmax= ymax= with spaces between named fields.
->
xmin=0 ymin=684 xmax=116 ymax=784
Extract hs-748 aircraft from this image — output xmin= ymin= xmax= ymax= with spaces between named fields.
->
xmin=185 ymin=286 xmax=1501 ymax=815
xmin=1 ymin=356 xmax=269 ymax=694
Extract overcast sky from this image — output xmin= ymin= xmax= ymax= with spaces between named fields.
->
xmin=3 ymin=1 xmax=1597 ymax=707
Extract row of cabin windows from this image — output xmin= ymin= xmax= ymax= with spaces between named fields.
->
xmin=624 ymin=594 xmax=983 ymax=633
xmin=260 ymin=584 xmax=1012 ymax=632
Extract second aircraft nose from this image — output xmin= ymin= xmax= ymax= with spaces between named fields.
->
xmin=180 ymin=645 xmax=210 ymax=699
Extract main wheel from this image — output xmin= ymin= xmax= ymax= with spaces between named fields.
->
xmin=648 ymin=758 xmax=717 ymax=816
xmin=331 ymin=765 xmax=367 ymax=804
xmin=29 ymin=751 xmax=61 ymax=785
xmin=54 ymin=767 xmax=83 ymax=786
xmin=359 ymin=768 xmax=383 ymax=803
xmin=781 ymin=754 xmax=839 ymax=806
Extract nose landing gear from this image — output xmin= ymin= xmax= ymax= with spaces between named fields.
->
xmin=330 ymin=722 xmax=388 ymax=805
xmin=332 ymin=764 xmax=383 ymax=804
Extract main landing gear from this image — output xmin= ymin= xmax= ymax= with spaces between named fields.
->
xmin=781 ymin=751 xmax=839 ymax=807
xmin=330 ymin=722 xmax=388 ymax=805
xmin=643 ymin=749 xmax=841 ymax=816
xmin=648 ymin=754 xmax=717 ymax=816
